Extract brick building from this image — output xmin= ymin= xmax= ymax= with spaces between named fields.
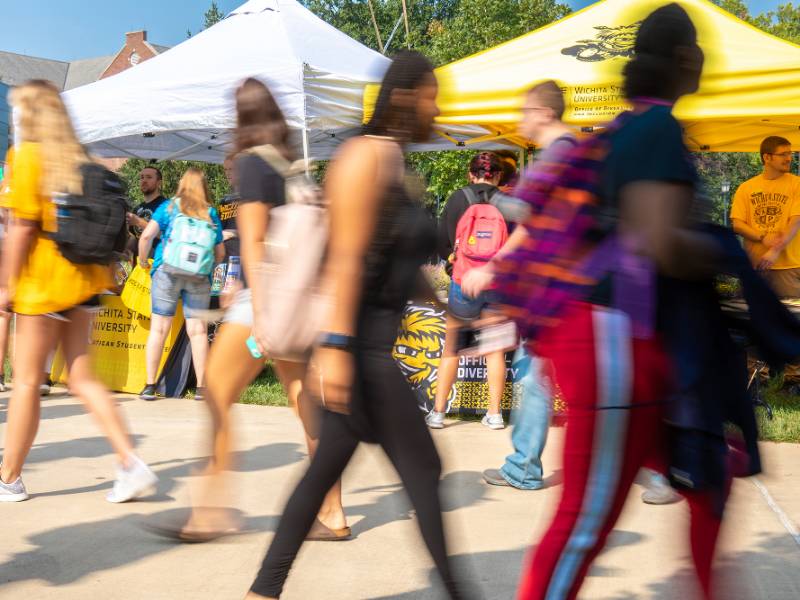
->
xmin=0 ymin=31 xmax=170 ymax=171
xmin=0 ymin=31 xmax=170 ymax=91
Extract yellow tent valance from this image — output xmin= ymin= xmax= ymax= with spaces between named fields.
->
xmin=365 ymin=0 xmax=800 ymax=152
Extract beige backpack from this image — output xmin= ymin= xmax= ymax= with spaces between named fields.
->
xmin=248 ymin=145 xmax=330 ymax=362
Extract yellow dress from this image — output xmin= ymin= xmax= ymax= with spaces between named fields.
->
xmin=5 ymin=142 xmax=111 ymax=315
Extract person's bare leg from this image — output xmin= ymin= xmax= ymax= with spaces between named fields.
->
xmin=62 ymin=308 xmax=135 ymax=463
xmin=186 ymin=322 xmax=264 ymax=532
xmin=485 ymin=349 xmax=506 ymax=416
xmin=433 ymin=313 xmax=463 ymax=413
xmin=204 ymin=324 xmax=264 ymax=474
xmin=0 ymin=313 xmax=12 ymax=388
xmin=185 ymin=316 xmax=209 ymax=387
xmin=0 ymin=315 xmax=58 ymax=483
xmin=274 ymin=358 xmax=347 ymax=531
xmin=145 ymin=314 xmax=173 ymax=385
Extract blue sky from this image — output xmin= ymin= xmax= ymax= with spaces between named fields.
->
xmin=0 ymin=0 xmax=787 ymax=62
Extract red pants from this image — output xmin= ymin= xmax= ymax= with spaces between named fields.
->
xmin=519 ymin=303 xmax=726 ymax=600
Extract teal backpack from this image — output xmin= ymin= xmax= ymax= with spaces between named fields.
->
xmin=161 ymin=198 xmax=217 ymax=279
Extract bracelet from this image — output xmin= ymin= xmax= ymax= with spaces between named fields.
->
xmin=318 ymin=332 xmax=355 ymax=351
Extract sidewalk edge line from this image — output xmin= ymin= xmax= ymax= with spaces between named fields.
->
xmin=751 ymin=476 xmax=800 ymax=549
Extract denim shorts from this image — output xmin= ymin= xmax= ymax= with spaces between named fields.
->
xmin=151 ymin=269 xmax=211 ymax=318
xmin=447 ymin=281 xmax=500 ymax=321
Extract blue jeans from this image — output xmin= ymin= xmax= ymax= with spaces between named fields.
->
xmin=500 ymin=346 xmax=552 ymax=490
xmin=151 ymin=269 xmax=211 ymax=318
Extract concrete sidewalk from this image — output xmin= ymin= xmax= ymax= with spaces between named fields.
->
xmin=1 ymin=392 xmax=799 ymax=599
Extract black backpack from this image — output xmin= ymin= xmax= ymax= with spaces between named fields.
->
xmin=52 ymin=163 xmax=129 ymax=265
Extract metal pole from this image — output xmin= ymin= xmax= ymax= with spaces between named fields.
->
xmin=366 ymin=0 xmax=384 ymax=53
xmin=724 ymin=191 xmax=728 ymax=227
xmin=383 ymin=15 xmax=404 ymax=54
xmin=400 ymin=0 xmax=411 ymax=49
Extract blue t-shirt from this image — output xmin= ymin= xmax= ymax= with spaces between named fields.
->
xmin=151 ymin=199 xmax=224 ymax=279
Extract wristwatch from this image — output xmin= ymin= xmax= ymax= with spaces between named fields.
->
xmin=318 ymin=332 xmax=355 ymax=352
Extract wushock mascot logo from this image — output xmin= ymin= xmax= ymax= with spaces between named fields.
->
xmin=561 ymin=22 xmax=640 ymax=62
xmin=393 ymin=304 xmax=456 ymax=413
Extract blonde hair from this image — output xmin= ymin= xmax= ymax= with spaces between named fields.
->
xmin=172 ymin=168 xmax=212 ymax=221
xmin=10 ymin=80 xmax=87 ymax=196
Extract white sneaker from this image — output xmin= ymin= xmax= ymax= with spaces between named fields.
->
xmin=106 ymin=455 xmax=158 ymax=503
xmin=0 ymin=473 xmax=29 ymax=502
xmin=425 ymin=410 xmax=445 ymax=429
xmin=641 ymin=472 xmax=682 ymax=505
xmin=481 ymin=413 xmax=505 ymax=430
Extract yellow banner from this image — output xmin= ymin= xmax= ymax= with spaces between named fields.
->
xmin=52 ymin=292 xmax=183 ymax=394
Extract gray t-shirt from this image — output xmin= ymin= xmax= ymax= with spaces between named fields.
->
xmin=535 ymin=134 xmax=578 ymax=165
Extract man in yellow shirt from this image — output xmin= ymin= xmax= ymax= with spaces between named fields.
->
xmin=731 ymin=136 xmax=800 ymax=297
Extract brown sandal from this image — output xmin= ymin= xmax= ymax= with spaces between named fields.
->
xmin=305 ymin=518 xmax=351 ymax=541
xmin=143 ymin=507 xmax=246 ymax=543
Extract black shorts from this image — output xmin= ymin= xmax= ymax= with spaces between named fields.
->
xmin=43 ymin=295 xmax=103 ymax=321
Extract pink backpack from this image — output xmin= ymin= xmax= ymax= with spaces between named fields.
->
xmin=452 ymin=187 xmax=508 ymax=284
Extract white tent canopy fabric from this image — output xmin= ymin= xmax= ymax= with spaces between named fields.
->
xmin=62 ymin=0 xmax=390 ymax=162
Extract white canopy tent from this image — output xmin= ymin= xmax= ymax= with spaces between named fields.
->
xmin=62 ymin=0 xmax=390 ymax=162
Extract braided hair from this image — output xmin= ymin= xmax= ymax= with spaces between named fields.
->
xmin=469 ymin=152 xmax=503 ymax=181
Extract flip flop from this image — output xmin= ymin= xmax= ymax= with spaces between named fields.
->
xmin=305 ymin=518 xmax=352 ymax=542
xmin=143 ymin=507 xmax=247 ymax=543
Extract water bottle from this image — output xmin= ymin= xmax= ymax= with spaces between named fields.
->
xmin=223 ymin=256 xmax=241 ymax=293
xmin=211 ymin=263 xmax=227 ymax=296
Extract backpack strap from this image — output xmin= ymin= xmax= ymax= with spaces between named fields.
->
xmin=247 ymin=145 xmax=292 ymax=177
xmin=461 ymin=187 xmax=482 ymax=207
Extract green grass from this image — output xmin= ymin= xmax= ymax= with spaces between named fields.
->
xmin=233 ymin=367 xmax=800 ymax=443
xmin=757 ymin=388 xmax=800 ymax=443
xmin=238 ymin=363 xmax=289 ymax=407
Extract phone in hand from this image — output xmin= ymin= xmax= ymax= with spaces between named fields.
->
xmin=246 ymin=335 xmax=263 ymax=359
xmin=455 ymin=320 xmax=518 ymax=356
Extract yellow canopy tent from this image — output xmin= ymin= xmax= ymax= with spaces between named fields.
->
xmin=367 ymin=0 xmax=800 ymax=152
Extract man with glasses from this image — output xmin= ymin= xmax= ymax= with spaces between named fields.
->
xmin=731 ymin=136 xmax=800 ymax=296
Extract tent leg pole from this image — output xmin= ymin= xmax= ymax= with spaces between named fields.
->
xmin=302 ymin=126 xmax=310 ymax=176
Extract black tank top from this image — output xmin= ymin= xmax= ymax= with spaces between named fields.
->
xmin=361 ymin=179 xmax=436 ymax=312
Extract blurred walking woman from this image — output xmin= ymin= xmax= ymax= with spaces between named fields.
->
xmin=515 ymin=5 xmax=728 ymax=599
xmin=246 ymin=52 xmax=466 ymax=599
xmin=0 ymin=80 xmax=156 ymax=502
xmin=151 ymin=78 xmax=348 ymax=540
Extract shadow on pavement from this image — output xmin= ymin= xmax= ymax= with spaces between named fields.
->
xmin=0 ymin=511 xmax=279 ymax=588
xmin=371 ymin=531 xmax=800 ymax=600
xmin=28 ymin=441 xmax=304 ymax=500
xmin=0 ymin=395 xmax=80 ymax=425
xmin=346 ymin=470 xmax=490 ymax=539
xmin=24 ymin=435 xmax=146 ymax=465
xmin=604 ymin=529 xmax=800 ymax=600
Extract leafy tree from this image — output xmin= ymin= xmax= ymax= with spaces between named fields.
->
xmin=204 ymin=1 xmax=226 ymax=29
xmin=426 ymin=0 xmax=570 ymax=65
xmin=713 ymin=0 xmax=800 ymax=44
xmin=302 ymin=0 xmax=460 ymax=57
xmin=119 ymin=159 xmax=231 ymax=208
xmin=695 ymin=152 xmax=763 ymax=224
xmin=711 ymin=0 xmax=753 ymax=21
xmin=755 ymin=2 xmax=800 ymax=44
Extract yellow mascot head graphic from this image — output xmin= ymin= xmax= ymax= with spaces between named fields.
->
xmin=393 ymin=305 xmax=456 ymax=412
